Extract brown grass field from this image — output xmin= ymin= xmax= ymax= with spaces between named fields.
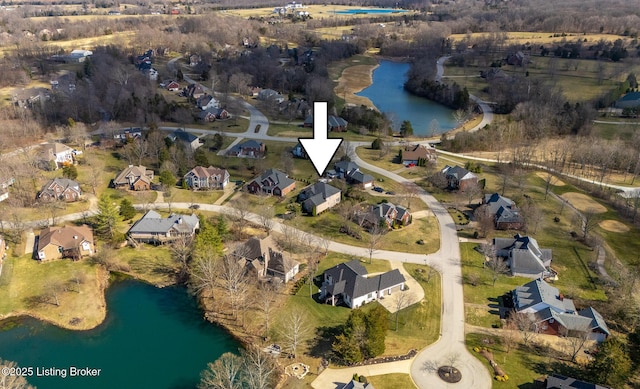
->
xmin=560 ymin=192 xmax=608 ymax=213
xmin=449 ymin=31 xmax=632 ymax=46
xmin=535 ymin=172 xmax=566 ymax=186
xmin=334 ymin=63 xmax=378 ymax=108
xmin=599 ymin=219 xmax=630 ymax=233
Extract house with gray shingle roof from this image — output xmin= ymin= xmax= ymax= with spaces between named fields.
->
xmin=247 ymin=169 xmax=296 ymax=197
xmin=297 ymin=182 xmax=341 ymax=215
xmin=113 ymin=165 xmax=154 ymax=191
xmin=546 ymin=374 xmax=611 ymax=389
xmin=38 ymin=178 xmax=82 ymax=202
xmin=512 ymin=278 xmax=609 ymax=341
xmin=228 ymin=140 xmax=265 ymax=158
xmin=493 ymin=234 xmax=552 ymax=279
xmin=441 ymin=164 xmax=478 ymax=191
xmin=127 ymin=210 xmax=200 ymax=244
xmin=360 ymin=202 xmax=412 ymax=231
xmin=233 ymin=235 xmax=300 ymax=282
xmin=320 ymin=260 xmax=406 ymax=309
xmin=167 ymin=129 xmax=202 ymax=150
xmin=483 ymin=193 xmax=525 ymax=230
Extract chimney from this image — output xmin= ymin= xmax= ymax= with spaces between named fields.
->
xmin=128 ymin=164 xmax=133 ymax=168
xmin=558 ymin=293 xmax=564 ymax=301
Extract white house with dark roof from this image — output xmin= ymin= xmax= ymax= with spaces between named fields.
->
xmin=297 ymin=182 xmax=341 ymax=215
xmin=40 ymin=142 xmax=75 ymax=169
xmin=512 ymin=278 xmax=610 ymax=341
xmin=183 ymin=166 xmax=229 ymax=190
xmin=320 ymin=260 xmax=406 ymax=309
xmin=128 ymin=210 xmax=200 ymax=244
xmin=493 ymin=234 xmax=552 ymax=279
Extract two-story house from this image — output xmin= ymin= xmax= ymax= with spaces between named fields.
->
xmin=183 ymin=166 xmax=230 ymax=190
xmin=247 ymin=169 xmax=296 ymax=197
xmin=38 ymin=178 xmax=82 ymax=202
xmin=37 ymin=225 xmax=95 ymax=261
xmin=297 ymin=182 xmax=341 ymax=215
xmin=113 ymin=165 xmax=154 ymax=191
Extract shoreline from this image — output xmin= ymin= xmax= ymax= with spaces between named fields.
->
xmin=334 ymin=62 xmax=379 ymax=110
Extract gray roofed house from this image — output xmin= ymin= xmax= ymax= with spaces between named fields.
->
xmin=546 ymin=374 xmax=611 ymax=389
xmin=342 ymin=380 xmax=375 ymax=389
xmin=38 ymin=178 xmax=82 ymax=202
xmin=247 ymin=169 xmax=296 ymax=197
xmin=228 ymin=140 xmax=265 ymax=158
xmin=128 ymin=210 xmax=200 ymax=244
xmin=347 ymin=170 xmax=374 ymax=189
xmin=361 ymin=202 xmax=412 ymax=230
xmin=167 ymin=129 xmax=201 ymax=150
xmin=320 ymin=260 xmax=406 ymax=309
xmin=334 ymin=161 xmax=359 ymax=178
xmin=441 ymin=164 xmax=478 ymax=191
xmin=493 ymin=234 xmax=552 ymax=278
xmin=113 ymin=165 xmax=154 ymax=191
xmin=512 ymin=278 xmax=609 ymax=341
xmin=483 ymin=193 xmax=525 ymax=230
xmin=328 ymin=115 xmax=348 ymax=132
xmin=297 ymin=182 xmax=341 ymax=215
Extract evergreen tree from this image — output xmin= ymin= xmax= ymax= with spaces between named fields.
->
xmin=587 ymin=337 xmax=632 ymax=388
xmin=400 ymin=120 xmax=413 ymax=137
xmin=371 ymin=138 xmax=382 ymax=150
xmin=194 ymin=215 xmax=223 ymax=259
xmin=62 ymin=165 xmax=78 ymax=180
xmin=159 ymin=170 xmax=176 ymax=187
xmin=119 ymin=198 xmax=136 ymax=220
xmin=95 ymin=194 xmax=120 ymax=241
xmin=364 ymin=305 xmax=388 ymax=357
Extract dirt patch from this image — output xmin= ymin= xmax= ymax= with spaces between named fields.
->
xmin=599 ymin=219 xmax=630 ymax=233
xmin=560 ymin=192 xmax=607 ymax=213
xmin=334 ymin=64 xmax=378 ymax=109
xmin=535 ymin=172 xmax=566 ymax=186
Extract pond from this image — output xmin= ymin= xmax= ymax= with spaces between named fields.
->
xmin=0 ymin=280 xmax=239 ymax=389
xmin=357 ymin=60 xmax=457 ymax=136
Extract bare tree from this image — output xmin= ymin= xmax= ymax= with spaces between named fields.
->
xmin=256 ymin=206 xmax=275 ymax=235
xmin=242 ymin=345 xmax=277 ymax=389
xmin=83 ymin=152 xmax=105 ymax=195
xmin=279 ymin=309 xmax=312 ymax=360
xmin=199 ymin=352 xmax=244 ymax=389
xmin=393 ymin=291 xmax=413 ymax=331
xmin=217 ymin=254 xmax=250 ymax=321
xmin=255 ymin=281 xmax=279 ymax=339
xmin=231 ymin=196 xmax=251 ymax=233
xmin=443 ymin=353 xmax=460 ymax=374
xmin=402 ymin=182 xmax=419 ymax=209
xmin=502 ymin=318 xmax=518 ymax=354
xmin=510 ymin=311 xmax=538 ymax=347
xmin=171 ymin=235 xmax=194 ymax=280
xmin=474 ymin=205 xmax=495 ymax=239
xmin=562 ymin=324 xmax=591 ymax=363
xmin=190 ymin=252 xmax=218 ymax=300
xmin=0 ymin=358 xmax=35 ymax=389
xmin=366 ymin=224 xmax=384 ymax=264
xmin=44 ymin=279 xmax=65 ymax=306
xmin=580 ymin=208 xmax=601 ymax=240
xmin=69 ymin=270 xmax=87 ymax=293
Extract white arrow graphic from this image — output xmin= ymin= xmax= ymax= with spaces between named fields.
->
xmin=299 ymin=102 xmax=344 ymax=176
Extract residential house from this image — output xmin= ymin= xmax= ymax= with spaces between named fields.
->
xmin=328 ymin=115 xmax=348 ymax=132
xmin=247 ymin=169 xmax=296 ymax=197
xmin=183 ymin=166 xmax=230 ymax=190
xmin=401 ymin=144 xmax=437 ymax=166
xmin=291 ymin=142 xmax=308 ymax=159
xmin=166 ymin=81 xmax=180 ymax=91
xmin=342 ymin=380 xmax=375 ymax=389
xmin=128 ymin=210 xmax=200 ymax=244
xmin=112 ymin=127 xmax=142 ymax=142
xmin=304 ymin=114 xmax=348 ymax=132
xmin=228 ymin=140 xmax=266 ymax=158
xmin=483 ymin=193 xmax=525 ymax=230
xmin=493 ymin=234 xmax=553 ymax=279
xmin=0 ymin=177 xmax=15 ymax=203
xmin=196 ymin=94 xmax=220 ymax=111
xmin=511 ymin=278 xmax=610 ymax=341
xmin=441 ymin=165 xmax=478 ymax=191
xmin=297 ymin=182 xmax=341 ymax=215
xmin=360 ymin=202 xmax=411 ymax=230
xmin=248 ymin=86 xmax=262 ymax=97
xmin=319 ymin=260 xmax=406 ymax=309
xmin=615 ymin=91 xmax=640 ymax=109
xmin=186 ymin=83 xmax=206 ymax=99
xmin=234 ymin=235 xmax=300 ymax=282
xmin=257 ymin=88 xmax=285 ymax=103
xmin=38 ymin=178 xmax=82 ymax=202
xmin=40 ymin=142 xmax=75 ymax=169
xmin=198 ymin=107 xmax=229 ymax=122
xmin=545 ymin=374 xmax=610 ymax=389
xmin=506 ymin=51 xmax=528 ymax=66
xmin=113 ymin=165 xmax=154 ymax=191
xmin=334 ymin=161 xmax=374 ymax=188
xmin=36 ymin=225 xmax=95 ymax=261
xmin=167 ymin=129 xmax=202 ymax=150
xmin=189 ymin=54 xmax=201 ymax=67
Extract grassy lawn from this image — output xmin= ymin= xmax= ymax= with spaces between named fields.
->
xmin=112 ymin=245 xmax=179 ymax=287
xmin=168 ymin=187 xmax=225 ymax=204
xmin=467 ymin=333 xmax=555 ymax=388
xmin=591 ymin=121 xmax=639 ymax=140
xmin=267 ymin=123 xmax=312 ymax=137
xmin=0 ymin=255 xmax=107 ymax=330
xmin=356 ymin=145 xmax=403 ymax=172
xmin=289 ymin=211 xmax=440 ymax=255
xmin=368 ymin=374 xmax=417 ymax=389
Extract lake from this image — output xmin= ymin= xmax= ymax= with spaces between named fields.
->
xmin=0 ymin=280 xmax=239 ymax=389
xmin=357 ymin=60 xmax=457 ymax=136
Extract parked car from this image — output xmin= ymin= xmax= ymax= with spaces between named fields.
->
xmin=406 ymin=163 xmax=416 ymax=168
xmin=385 ymin=191 xmax=395 ymax=195
xmin=373 ymin=187 xmax=384 ymax=193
